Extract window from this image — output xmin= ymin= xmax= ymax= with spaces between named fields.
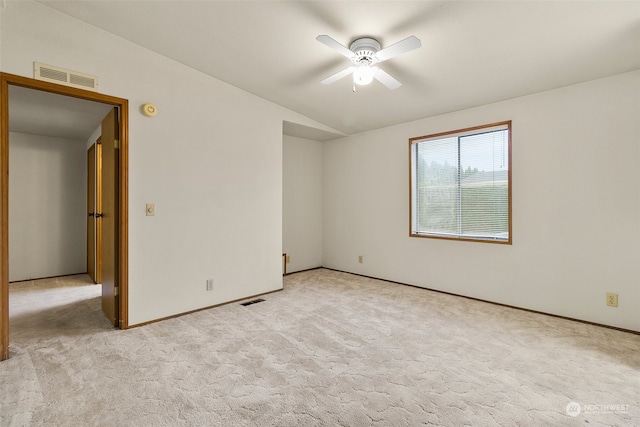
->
xmin=410 ymin=121 xmax=511 ymax=244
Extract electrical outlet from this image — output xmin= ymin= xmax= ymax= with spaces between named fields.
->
xmin=206 ymin=279 xmax=214 ymax=291
xmin=358 ymin=255 xmax=363 ymax=264
xmin=606 ymin=292 xmax=618 ymax=307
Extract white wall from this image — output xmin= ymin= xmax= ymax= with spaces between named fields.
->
xmin=9 ymin=132 xmax=86 ymax=281
xmin=323 ymin=70 xmax=640 ymax=332
xmin=283 ymin=135 xmax=323 ymax=273
xmin=4 ymin=1 xmax=637 ymax=332
xmin=1 ymin=1 xmax=340 ymax=325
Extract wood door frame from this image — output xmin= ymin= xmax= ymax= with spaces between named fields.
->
xmin=0 ymin=72 xmax=129 ymax=361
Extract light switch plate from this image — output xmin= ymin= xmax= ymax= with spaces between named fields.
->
xmin=146 ymin=203 xmax=155 ymax=216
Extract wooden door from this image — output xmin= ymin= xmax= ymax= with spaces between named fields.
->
xmin=87 ymin=142 xmax=102 ymax=284
xmin=101 ymin=108 xmax=119 ymax=327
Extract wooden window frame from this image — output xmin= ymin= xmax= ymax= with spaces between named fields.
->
xmin=409 ymin=121 xmax=512 ymax=244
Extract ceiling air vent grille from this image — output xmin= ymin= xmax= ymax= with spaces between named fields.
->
xmin=34 ymin=62 xmax=99 ymax=91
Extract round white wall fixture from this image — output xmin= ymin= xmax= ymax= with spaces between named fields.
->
xmin=141 ymin=103 xmax=157 ymax=117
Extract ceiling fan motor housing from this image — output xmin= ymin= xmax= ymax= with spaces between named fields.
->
xmin=350 ymin=38 xmax=381 ymax=65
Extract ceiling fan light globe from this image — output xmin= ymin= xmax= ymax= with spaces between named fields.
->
xmin=353 ymin=65 xmax=374 ymax=86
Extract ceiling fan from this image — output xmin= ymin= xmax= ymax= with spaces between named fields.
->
xmin=316 ymin=34 xmax=421 ymax=90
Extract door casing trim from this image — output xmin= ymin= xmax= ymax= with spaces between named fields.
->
xmin=0 ymin=72 xmax=129 ymax=361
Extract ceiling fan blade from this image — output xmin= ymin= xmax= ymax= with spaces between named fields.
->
xmin=321 ymin=66 xmax=355 ymax=85
xmin=373 ymin=68 xmax=402 ymax=90
xmin=316 ymin=35 xmax=355 ymax=59
xmin=375 ymin=36 xmax=421 ymax=62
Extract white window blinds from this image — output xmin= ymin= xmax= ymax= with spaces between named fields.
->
xmin=410 ymin=122 xmax=511 ymax=243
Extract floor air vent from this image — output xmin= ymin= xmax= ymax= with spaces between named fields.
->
xmin=34 ymin=62 xmax=99 ymax=91
xmin=240 ymin=298 xmax=265 ymax=306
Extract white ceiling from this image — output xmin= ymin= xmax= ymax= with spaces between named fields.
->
xmin=9 ymin=85 xmax=112 ymax=141
xmin=27 ymin=1 xmax=640 ymax=137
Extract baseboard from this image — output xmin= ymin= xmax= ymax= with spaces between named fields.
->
xmin=128 ymin=287 xmax=283 ymax=329
xmin=284 ymin=266 xmax=323 ymax=276
xmin=122 ymin=266 xmax=640 ymax=335
xmin=321 ymin=267 xmax=640 ymax=336
xmin=9 ymin=272 xmax=89 ymax=284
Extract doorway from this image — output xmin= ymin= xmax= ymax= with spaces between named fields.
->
xmin=0 ymin=72 xmax=129 ymax=361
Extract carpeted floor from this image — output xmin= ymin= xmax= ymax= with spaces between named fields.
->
xmin=1 ymin=268 xmax=639 ymax=426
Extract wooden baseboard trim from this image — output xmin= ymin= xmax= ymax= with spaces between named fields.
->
xmin=283 ymin=266 xmax=323 ymax=276
xmin=9 ymin=272 xmax=89 ymax=284
xmin=322 ymin=268 xmax=640 ymax=336
xmin=128 ymin=287 xmax=283 ymax=329
xmin=116 ymin=267 xmax=640 ymax=336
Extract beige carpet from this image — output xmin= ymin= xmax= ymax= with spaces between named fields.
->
xmin=1 ymin=268 xmax=639 ymax=426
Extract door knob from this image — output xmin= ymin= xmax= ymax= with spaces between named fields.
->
xmin=95 ymin=213 xmax=104 ymax=218
xmin=88 ymin=212 xmax=94 ymax=217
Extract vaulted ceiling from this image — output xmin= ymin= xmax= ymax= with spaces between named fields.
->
xmin=19 ymin=1 xmax=640 ymax=138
